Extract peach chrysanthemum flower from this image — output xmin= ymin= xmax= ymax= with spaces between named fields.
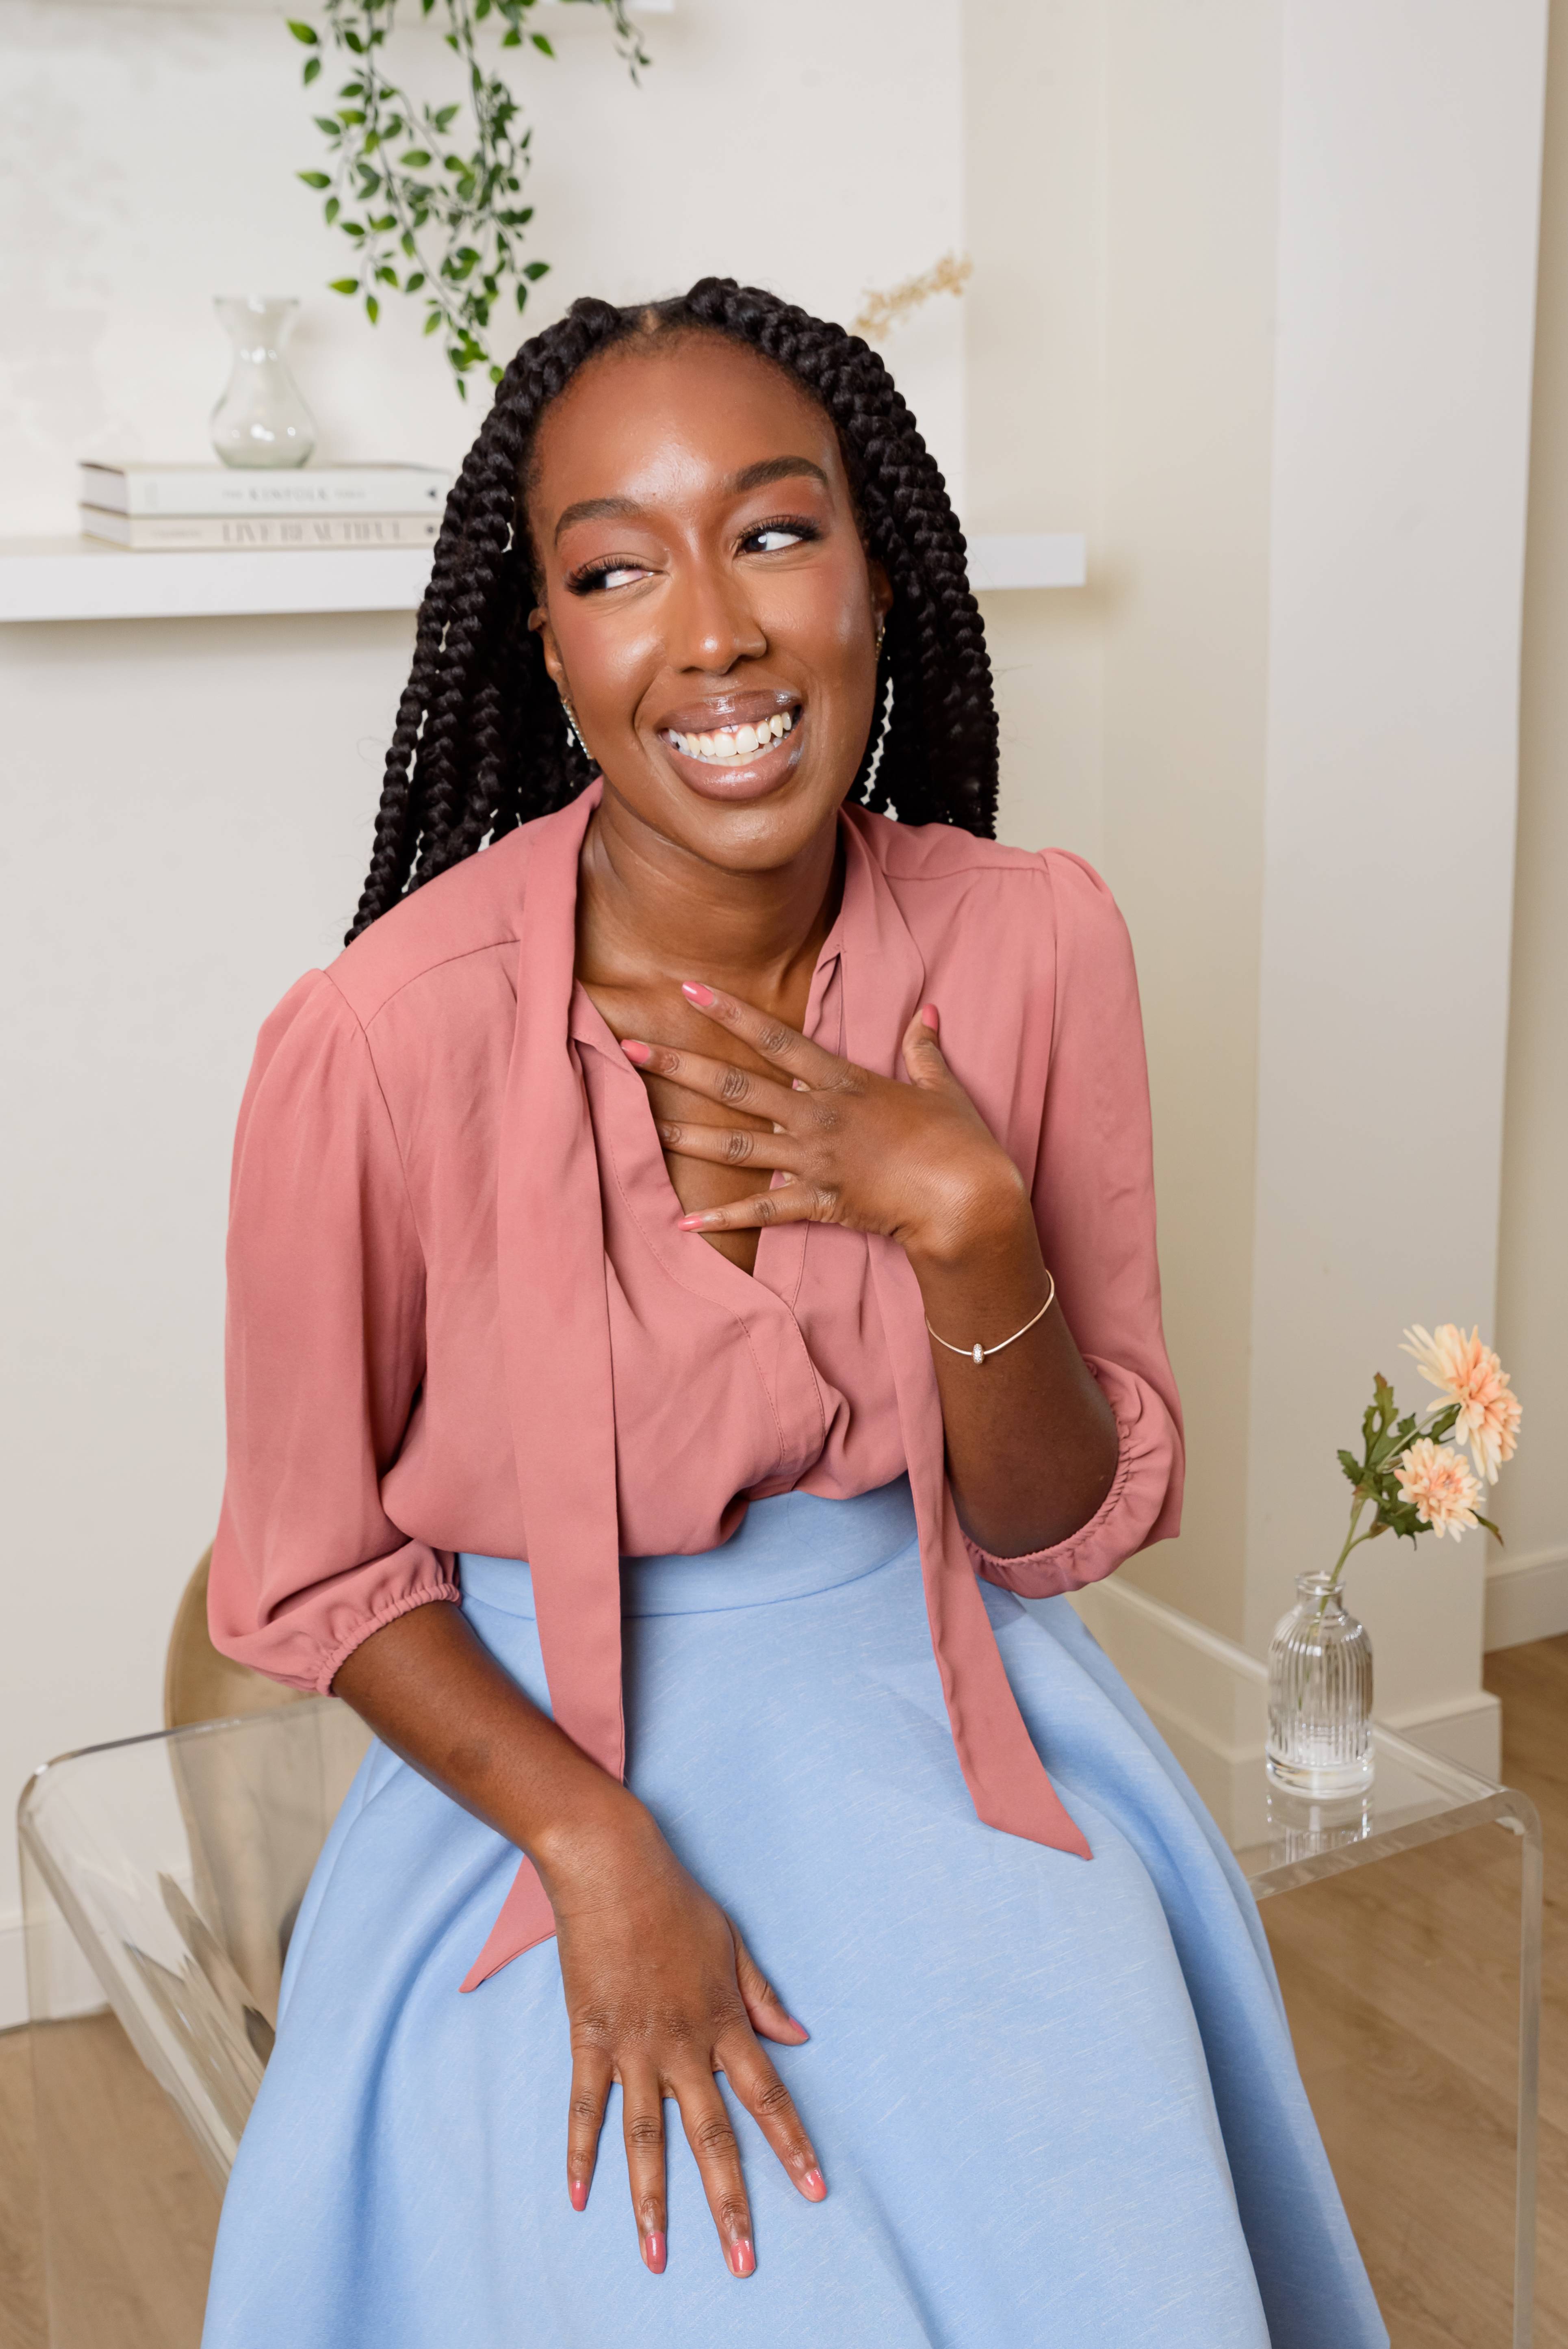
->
xmin=1394 ymin=1438 xmax=1482 ymax=1540
xmin=1401 ymin=1323 xmax=1522 ymax=1484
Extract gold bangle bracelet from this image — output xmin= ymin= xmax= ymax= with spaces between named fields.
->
xmin=925 ymin=1270 xmax=1056 ymax=1366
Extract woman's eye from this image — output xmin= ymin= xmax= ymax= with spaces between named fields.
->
xmin=584 ymin=563 xmax=648 ymax=593
xmin=746 ymin=524 xmax=811 ymax=554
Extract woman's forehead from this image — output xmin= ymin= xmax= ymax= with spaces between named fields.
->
xmin=525 ymin=336 xmax=846 ymax=523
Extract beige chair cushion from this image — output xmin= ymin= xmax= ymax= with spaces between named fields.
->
xmin=164 ymin=1549 xmax=311 ymax=1732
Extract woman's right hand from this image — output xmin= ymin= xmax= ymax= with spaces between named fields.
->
xmin=540 ymin=1789 xmax=826 ymax=2276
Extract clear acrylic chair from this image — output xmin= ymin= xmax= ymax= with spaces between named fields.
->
xmin=17 ymin=1699 xmax=369 ymax=2349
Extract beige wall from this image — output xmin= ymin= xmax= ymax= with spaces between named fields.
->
xmin=967 ymin=0 xmax=1282 ymax=1644
xmin=966 ymin=0 xmax=1548 ymax=1762
xmin=1493 ymin=0 xmax=1568 ymax=1644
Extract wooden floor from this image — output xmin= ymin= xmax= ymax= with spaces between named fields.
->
xmin=1 ymin=1635 xmax=1563 ymax=2348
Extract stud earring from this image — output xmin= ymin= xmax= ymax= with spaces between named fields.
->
xmin=875 ymin=614 xmax=887 ymax=653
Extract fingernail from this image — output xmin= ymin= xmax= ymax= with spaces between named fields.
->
xmin=621 ymin=1039 xmax=652 ymax=1065
xmin=784 ymin=2014 xmax=810 ymax=2039
xmin=681 ymin=981 xmax=718 ymax=1006
xmin=643 ymin=2230 xmax=666 ymax=2274
xmin=729 ymin=2237 xmax=756 ymax=2277
xmin=800 ymin=2167 xmax=826 ymax=2201
xmin=568 ymin=2178 xmax=588 ymax=2212
xmin=920 ymin=1002 xmax=939 ymax=1031
xmin=678 ymin=1213 xmax=709 ymax=1231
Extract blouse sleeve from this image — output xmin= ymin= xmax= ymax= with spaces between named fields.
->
xmin=964 ymin=850 xmax=1184 ymax=1599
xmin=207 ymin=970 xmax=461 ymax=1694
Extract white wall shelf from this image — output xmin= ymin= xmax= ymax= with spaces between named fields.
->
xmin=0 ymin=532 xmax=1086 ymax=624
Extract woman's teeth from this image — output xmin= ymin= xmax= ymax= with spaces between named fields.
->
xmin=668 ymin=709 xmax=796 ymax=763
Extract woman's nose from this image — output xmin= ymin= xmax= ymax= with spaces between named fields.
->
xmin=666 ymin=551 xmax=767 ymax=673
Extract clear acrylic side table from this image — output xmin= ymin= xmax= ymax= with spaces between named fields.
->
xmin=1070 ymin=1578 xmax=1544 ymax=2349
xmin=19 ymin=1603 xmax=1546 ymax=2348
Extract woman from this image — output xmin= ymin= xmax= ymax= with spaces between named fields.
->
xmin=203 ymin=279 xmax=1386 ymax=2348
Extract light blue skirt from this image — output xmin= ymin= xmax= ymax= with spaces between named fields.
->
xmin=203 ymin=1480 xmax=1386 ymax=2348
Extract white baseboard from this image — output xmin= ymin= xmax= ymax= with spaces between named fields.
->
xmin=0 ymin=1911 xmax=27 ymax=2034
xmin=1485 ymin=1545 xmax=1568 ymax=1650
xmin=1059 ymin=1578 xmax=1503 ymax=1840
xmin=1379 ymin=1688 xmax=1501 ymax=1780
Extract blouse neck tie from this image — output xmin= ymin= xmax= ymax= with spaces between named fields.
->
xmin=462 ymin=787 xmax=1089 ymax=1994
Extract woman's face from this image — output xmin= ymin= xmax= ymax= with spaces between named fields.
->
xmin=526 ymin=332 xmax=890 ymax=873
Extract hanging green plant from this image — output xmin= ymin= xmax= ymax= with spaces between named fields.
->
xmin=287 ymin=0 xmax=648 ymax=394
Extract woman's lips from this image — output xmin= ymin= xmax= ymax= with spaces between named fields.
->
xmin=658 ymin=705 xmax=805 ymax=801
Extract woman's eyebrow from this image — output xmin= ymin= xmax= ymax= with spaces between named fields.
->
xmin=726 ymin=456 xmax=830 ymax=496
xmin=554 ymin=494 xmax=645 ymax=543
xmin=552 ymin=458 xmax=830 ymax=545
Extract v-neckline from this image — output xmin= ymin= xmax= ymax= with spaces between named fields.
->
xmin=566 ymin=836 xmax=850 ymax=1299
xmin=566 ymin=946 xmax=844 ymax=1306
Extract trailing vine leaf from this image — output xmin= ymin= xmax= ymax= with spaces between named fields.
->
xmin=289 ymin=0 xmax=649 ymax=393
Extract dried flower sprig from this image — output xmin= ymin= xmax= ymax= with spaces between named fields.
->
xmin=852 ymin=253 xmax=972 ymax=343
xmin=287 ymin=0 xmax=648 ymax=392
xmin=1327 ymin=1323 xmax=1519 ymax=1594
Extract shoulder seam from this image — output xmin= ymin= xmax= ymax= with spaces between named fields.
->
xmin=318 ymin=970 xmax=432 ymax=1267
xmin=332 ymin=929 xmax=521 ymax=1034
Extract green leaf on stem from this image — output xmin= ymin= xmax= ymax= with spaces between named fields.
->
xmin=304 ymin=56 xmax=322 ymax=83
xmin=297 ymin=170 xmax=332 ymax=188
xmin=286 ymin=18 xmax=319 ymax=43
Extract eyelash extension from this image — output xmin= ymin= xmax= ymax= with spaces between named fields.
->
xmin=737 ymin=513 xmax=822 ymax=554
xmin=565 ymin=514 xmax=824 ymax=595
xmin=566 ymin=555 xmax=646 ymax=596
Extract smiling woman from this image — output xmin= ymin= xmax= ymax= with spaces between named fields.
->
xmin=199 ymin=281 xmax=1389 ymax=2349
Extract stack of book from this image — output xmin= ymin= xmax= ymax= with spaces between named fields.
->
xmin=78 ymin=463 xmax=451 ymax=552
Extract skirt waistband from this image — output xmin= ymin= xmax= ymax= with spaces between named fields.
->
xmin=459 ymin=1476 xmax=918 ymax=1620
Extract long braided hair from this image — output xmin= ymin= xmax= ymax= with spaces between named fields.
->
xmin=346 ymin=277 xmax=1000 ymax=943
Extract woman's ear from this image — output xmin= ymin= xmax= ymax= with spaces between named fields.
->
xmin=529 ymin=602 xmax=566 ymax=692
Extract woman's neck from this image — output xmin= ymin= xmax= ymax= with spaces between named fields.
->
xmin=575 ymin=785 xmax=843 ymax=1016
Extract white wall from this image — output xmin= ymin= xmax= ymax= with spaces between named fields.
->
xmin=1492 ymin=0 xmax=1568 ymax=1653
xmin=0 ymin=0 xmax=965 ymax=2025
xmin=968 ymin=0 xmax=1547 ymax=1785
xmin=0 ymin=0 xmax=966 ymax=527
xmin=1245 ymin=1 xmax=1546 ymax=1734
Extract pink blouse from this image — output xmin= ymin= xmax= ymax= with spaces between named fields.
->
xmin=210 ymin=783 xmax=1182 ymax=1987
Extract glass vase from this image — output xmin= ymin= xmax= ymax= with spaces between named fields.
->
xmin=210 ymin=297 xmax=316 ymax=470
xmin=1266 ymin=1573 xmax=1374 ymax=1796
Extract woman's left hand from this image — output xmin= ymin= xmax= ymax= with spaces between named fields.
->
xmin=620 ymin=982 xmax=1026 ymax=1269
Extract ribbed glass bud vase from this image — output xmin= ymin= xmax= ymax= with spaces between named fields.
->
xmin=1266 ymin=1573 xmax=1374 ymax=1796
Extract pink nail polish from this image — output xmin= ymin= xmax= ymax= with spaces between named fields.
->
xmin=643 ymin=2231 xmax=666 ymax=2274
xmin=920 ymin=1002 xmax=939 ymax=1030
xmin=784 ymin=2014 xmax=810 ymax=2038
xmin=621 ymin=1039 xmax=652 ymax=1065
xmin=681 ymin=981 xmax=718 ymax=1006
xmin=568 ymin=2178 xmax=588 ymax=2212
xmin=678 ymin=1214 xmax=707 ymax=1231
xmin=800 ymin=2167 xmax=826 ymax=2201
xmin=729 ymin=2238 xmax=756 ymax=2277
